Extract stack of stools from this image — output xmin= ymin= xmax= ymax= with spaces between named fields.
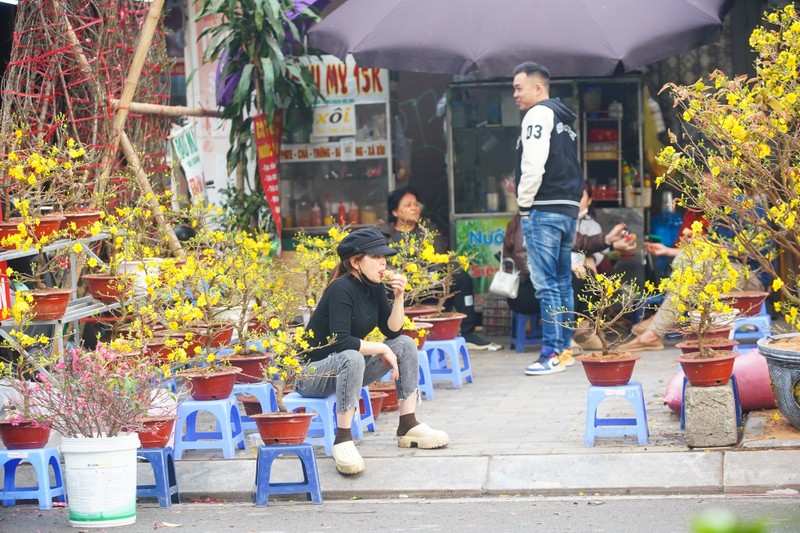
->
xmin=509 ymin=312 xmax=543 ymax=353
xmin=173 ymin=394 xmax=246 ymax=459
xmin=584 ymin=381 xmax=649 ymax=446
xmin=233 ymin=382 xmax=278 ymax=431
xmin=136 ymin=446 xmax=180 ymax=507
xmin=733 ymin=302 xmax=771 ymax=350
xmin=253 ymin=443 xmax=322 ymax=506
xmin=423 ymin=336 xmax=473 ymax=388
xmin=282 ymin=392 xmax=336 ymax=456
xmin=0 ymin=447 xmax=66 ymax=509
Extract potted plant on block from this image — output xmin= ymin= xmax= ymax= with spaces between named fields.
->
xmin=561 ymin=271 xmax=657 ymax=386
xmin=661 ymin=231 xmax=743 ymax=387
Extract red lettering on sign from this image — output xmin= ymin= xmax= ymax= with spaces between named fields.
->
xmin=325 ymin=64 xmax=339 ymax=95
xmin=337 ymin=64 xmax=348 ymax=95
xmin=371 ymin=69 xmax=383 ymax=93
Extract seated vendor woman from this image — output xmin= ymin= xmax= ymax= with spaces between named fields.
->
xmin=299 ymin=227 xmax=449 ymax=475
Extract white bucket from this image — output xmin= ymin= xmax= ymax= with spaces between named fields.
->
xmin=60 ymin=433 xmax=140 ymax=528
xmin=117 ymin=259 xmax=164 ymax=296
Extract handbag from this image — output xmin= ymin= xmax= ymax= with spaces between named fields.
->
xmin=489 ymin=255 xmax=520 ymax=299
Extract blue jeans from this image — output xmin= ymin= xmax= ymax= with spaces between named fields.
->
xmin=521 ymin=211 xmax=577 ymax=355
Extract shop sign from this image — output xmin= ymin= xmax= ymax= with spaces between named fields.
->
xmin=312 ymin=103 xmax=356 ymax=137
xmin=280 ymin=140 xmax=388 ymax=162
xmin=254 ymin=113 xmax=283 ymax=244
xmin=170 ymin=124 xmax=208 ymax=204
xmin=455 ymin=217 xmax=512 ymax=295
xmin=303 ymin=54 xmax=389 ymax=105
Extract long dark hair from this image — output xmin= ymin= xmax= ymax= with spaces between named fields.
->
xmin=324 ymin=253 xmax=365 ymax=291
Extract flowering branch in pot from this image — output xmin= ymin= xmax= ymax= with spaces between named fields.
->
xmin=387 ymin=220 xmax=442 ymax=309
xmin=0 ymin=345 xmax=170 ymax=438
xmin=657 ymin=227 xmax=742 ymax=358
xmin=289 ymin=226 xmax=349 ymax=308
xmin=558 ymin=272 xmax=658 ymax=357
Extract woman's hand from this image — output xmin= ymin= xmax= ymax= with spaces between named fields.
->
xmin=380 ymin=347 xmax=399 ymax=380
xmin=386 ymin=271 xmax=408 ymax=298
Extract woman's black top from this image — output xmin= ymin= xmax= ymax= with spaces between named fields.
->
xmin=306 ymin=274 xmax=401 ymax=362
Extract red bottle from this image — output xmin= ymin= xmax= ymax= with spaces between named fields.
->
xmin=337 ymin=202 xmax=347 ymax=226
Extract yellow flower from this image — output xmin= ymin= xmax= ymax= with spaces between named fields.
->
xmin=773 ymin=278 xmax=785 ymax=291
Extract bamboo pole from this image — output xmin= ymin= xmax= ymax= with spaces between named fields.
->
xmin=119 ymin=131 xmax=186 ymax=261
xmin=110 ymin=99 xmax=222 ymax=118
xmin=96 ymin=0 xmax=166 ymax=196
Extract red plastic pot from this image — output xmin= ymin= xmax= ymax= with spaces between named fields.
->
xmin=676 ymin=351 xmax=738 ymax=387
xmin=576 ymin=353 xmax=640 ymax=386
xmin=676 ymin=339 xmax=739 ymax=355
xmin=417 ymin=313 xmax=466 ymax=341
xmin=135 ymin=416 xmax=177 ymax=449
xmin=0 ymin=420 xmax=51 ymax=450
xmin=721 ymin=291 xmax=768 ymax=317
xmin=682 ymin=327 xmax=733 ymax=342
xmin=369 ymin=383 xmax=399 ymax=412
xmin=251 ymin=412 xmax=316 ymax=445
xmin=223 ymin=352 xmax=272 ymax=384
xmin=400 ymin=322 xmax=432 ymax=350
xmin=83 ymin=273 xmax=133 ymax=303
xmin=404 ymin=305 xmax=441 ymax=320
xmin=28 ymin=289 xmax=73 ymax=320
xmin=180 ymin=367 xmax=242 ymax=400
xmin=360 ymin=391 xmax=388 ymax=422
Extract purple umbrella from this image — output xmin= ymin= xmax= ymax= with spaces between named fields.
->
xmin=309 ymin=0 xmax=734 ymax=78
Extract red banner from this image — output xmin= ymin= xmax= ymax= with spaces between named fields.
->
xmin=253 ymin=113 xmax=283 ymax=245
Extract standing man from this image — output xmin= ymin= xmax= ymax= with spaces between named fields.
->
xmin=513 ymin=62 xmax=584 ymax=375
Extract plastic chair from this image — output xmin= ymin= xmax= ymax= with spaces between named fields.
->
xmin=253 ymin=443 xmax=322 ymax=506
xmin=136 ymin=446 xmax=180 ymax=508
xmin=0 ymin=447 xmax=66 ymax=509
xmin=424 ymin=337 xmax=473 ymax=388
xmin=509 ymin=312 xmax=543 ymax=353
xmin=173 ymin=395 xmax=245 ymax=459
xmin=584 ymin=381 xmax=649 ymax=446
xmin=282 ymin=392 xmax=337 ymax=456
xmin=233 ymin=382 xmax=278 ymax=431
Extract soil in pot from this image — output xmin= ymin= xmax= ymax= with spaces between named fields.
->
xmin=0 ymin=420 xmax=51 ymax=449
xmin=676 ymin=351 xmax=738 ymax=387
xmin=682 ymin=326 xmax=733 ymax=342
xmin=134 ymin=416 xmax=177 ymax=449
xmin=676 ymin=338 xmax=739 ymax=355
xmin=576 ymin=352 xmax=640 ymax=387
xmin=404 ymin=305 xmax=442 ymax=320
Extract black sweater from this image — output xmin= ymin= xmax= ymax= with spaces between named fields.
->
xmin=306 ymin=274 xmax=401 ymax=361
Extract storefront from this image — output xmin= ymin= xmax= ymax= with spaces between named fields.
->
xmin=446 ymin=78 xmax=647 ymax=305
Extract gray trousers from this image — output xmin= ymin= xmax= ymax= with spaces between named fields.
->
xmin=295 ymin=335 xmax=419 ymax=414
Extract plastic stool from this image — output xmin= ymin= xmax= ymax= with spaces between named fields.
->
xmin=283 ymin=392 xmax=336 ymax=456
xmin=733 ymin=311 xmax=771 ymax=350
xmin=233 ymin=382 xmax=278 ymax=431
xmin=509 ymin=312 xmax=543 ymax=353
xmin=680 ymin=374 xmax=742 ymax=430
xmin=424 ymin=337 xmax=473 ymax=388
xmin=417 ymin=349 xmax=435 ymax=400
xmin=253 ymin=443 xmax=322 ymax=506
xmin=584 ymin=381 xmax=649 ymax=446
xmin=136 ymin=447 xmax=179 ymax=508
xmin=358 ymin=386 xmax=376 ymax=433
xmin=174 ymin=395 xmax=245 ymax=459
xmin=0 ymin=447 xmax=66 ymax=509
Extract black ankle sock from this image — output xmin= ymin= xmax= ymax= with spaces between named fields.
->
xmin=334 ymin=427 xmax=352 ymax=445
xmin=396 ymin=413 xmax=419 ymax=437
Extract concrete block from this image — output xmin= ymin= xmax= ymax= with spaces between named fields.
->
xmin=685 ymin=382 xmax=738 ymax=448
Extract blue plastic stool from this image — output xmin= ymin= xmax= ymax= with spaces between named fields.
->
xmin=584 ymin=381 xmax=649 ymax=446
xmin=0 ymin=447 xmax=66 ymax=509
xmin=680 ymin=374 xmax=742 ymax=430
xmin=509 ymin=312 xmax=543 ymax=353
xmin=173 ymin=395 xmax=246 ymax=459
xmin=733 ymin=304 xmax=771 ymax=350
xmin=136 ymin=447 xmax=180 ymax=508
xmin=233 ymin=382 xmax=278 ymax=431
xmin=253 ymin=443 xmax=322 ymax=506
xmin=424 ymin=337 xmax=473 ymax=388
xmin=417 ymin=349 xmax=435 ymax=400
xmin=357 ymin=386 xmax=377 ymax=433
xmin=282 ymin=393 xmax=336 ymax=456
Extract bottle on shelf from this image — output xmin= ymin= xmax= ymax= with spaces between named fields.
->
xmin=337 ymin=202 xmax=347 ymax=226
xmin=323 ymin=194 xmax=333 ymax=220
xmin=348 ymin=201 xmax=360 ymax=225
xmin=310 ymin=202 xmax=322 ymax=227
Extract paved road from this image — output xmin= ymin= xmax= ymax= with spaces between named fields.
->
xmin=2 ymin=495 xmax=799 ymax=532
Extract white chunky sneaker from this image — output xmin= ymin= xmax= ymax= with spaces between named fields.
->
xmin=332 ymin=441 xmax=365 ymax=475
xmin=397 ymin=423 xmax=450 ymax=449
